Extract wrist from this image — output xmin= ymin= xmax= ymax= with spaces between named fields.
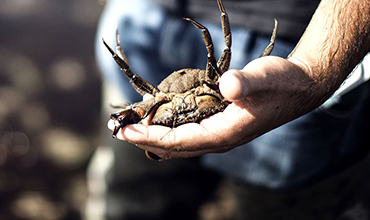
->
xmin=287 ymin=55 xmax=332 ymax=106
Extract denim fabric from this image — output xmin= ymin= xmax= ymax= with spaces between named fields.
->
xmin=95 ymin=0 xmax=370 ymax=190
xmin=203 ymin=83 xmax=370 ymax=189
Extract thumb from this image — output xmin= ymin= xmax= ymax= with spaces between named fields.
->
xmin=219 ymin=56 xmax=289 ymax=101
xmin=219 ymin=69 xmax=252 ymax=101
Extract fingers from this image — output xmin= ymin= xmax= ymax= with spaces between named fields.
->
xmin=106 ymin=109 xmax=240 ymax=159
xmin=107 ymin=120 xmax=220 ymax=159
xmin=117 ymin=122 xmax=215 ymax=148
xmin=138 ymin=143 xmax=222 ymax=160
xmin=130 ymin=120 xmax=233 ymax=160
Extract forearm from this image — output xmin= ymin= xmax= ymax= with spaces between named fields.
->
xmin=288 ymin=0 xmax=370 ymax=103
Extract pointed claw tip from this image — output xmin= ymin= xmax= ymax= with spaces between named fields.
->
xmin=115 ymin=26 xmax=121 ymax=46
xmin=184 ymin=18 xmax=203 ymax=29
xmin=112 ymin=128 xmax=120 ymax=138
xmin=102 ymin=39 xmax=115 ymax=55
xmin=145 ymin=151 xmax=162 ymax=161
xmin=112 ymin=126 xmax=118 ymax=138
xmin=183 ymin=17 xmax=195 ymax=24
xmin=102 ymin=38 xmax=107 ymax=45
xmin=217 ymin=0 xmax=226 ymax=13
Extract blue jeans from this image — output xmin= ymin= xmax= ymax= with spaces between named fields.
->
xmin=89 ymin=0 xmax=370 ymax=219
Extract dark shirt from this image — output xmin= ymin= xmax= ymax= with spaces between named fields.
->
xmin=152 ymin=0 xmax=320 ymax=42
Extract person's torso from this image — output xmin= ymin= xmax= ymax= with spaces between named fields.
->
xmin=152 ymin=0 xmax=320 ymax=42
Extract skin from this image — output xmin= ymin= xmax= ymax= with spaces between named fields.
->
xmin=108 ymin=0 xmax=370 ymax=160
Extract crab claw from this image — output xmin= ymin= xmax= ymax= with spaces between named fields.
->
xmin=110 ymin=106 xmax=146 ymax=138
xmin=110 ymin=116 xmax=125 ymax=138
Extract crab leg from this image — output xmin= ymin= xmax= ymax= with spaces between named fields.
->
xmin=259 ymin=19 xmax=278 ymax=57
xmin=216 ymin=0 xmax=232 ymax=72
xmin=184 ymin=18 xmax=223 ymax=78
xmin=114 ymin=26 xmax=130 ymax=67
xmin=102 ymin=37 xmax=159 ymax=96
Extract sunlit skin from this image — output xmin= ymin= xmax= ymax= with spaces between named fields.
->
xmin=109 ymin=0 xmax=370 ymax=160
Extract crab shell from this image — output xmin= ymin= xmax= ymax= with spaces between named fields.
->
xmin=151 ymin=68 xmax=227 ymax=127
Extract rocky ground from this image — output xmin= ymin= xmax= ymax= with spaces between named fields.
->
xmin=0 ymin=0 xmax=104 ymax=219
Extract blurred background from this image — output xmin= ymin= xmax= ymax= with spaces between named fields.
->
xmin=0 ymin=0 xmax=104 ymax=219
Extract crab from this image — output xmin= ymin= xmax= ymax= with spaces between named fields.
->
xmin=103 ymin=0 xmax=277 ymax=160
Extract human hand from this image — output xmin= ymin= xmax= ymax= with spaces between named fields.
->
xmin=108 ymin=56 xmax=326 ymax=159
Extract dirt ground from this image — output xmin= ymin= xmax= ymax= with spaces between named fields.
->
xmin=0 ymin=0 xmax=104 ymax=219
xmin=0 ymin=1 xmax=240 ymax=219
